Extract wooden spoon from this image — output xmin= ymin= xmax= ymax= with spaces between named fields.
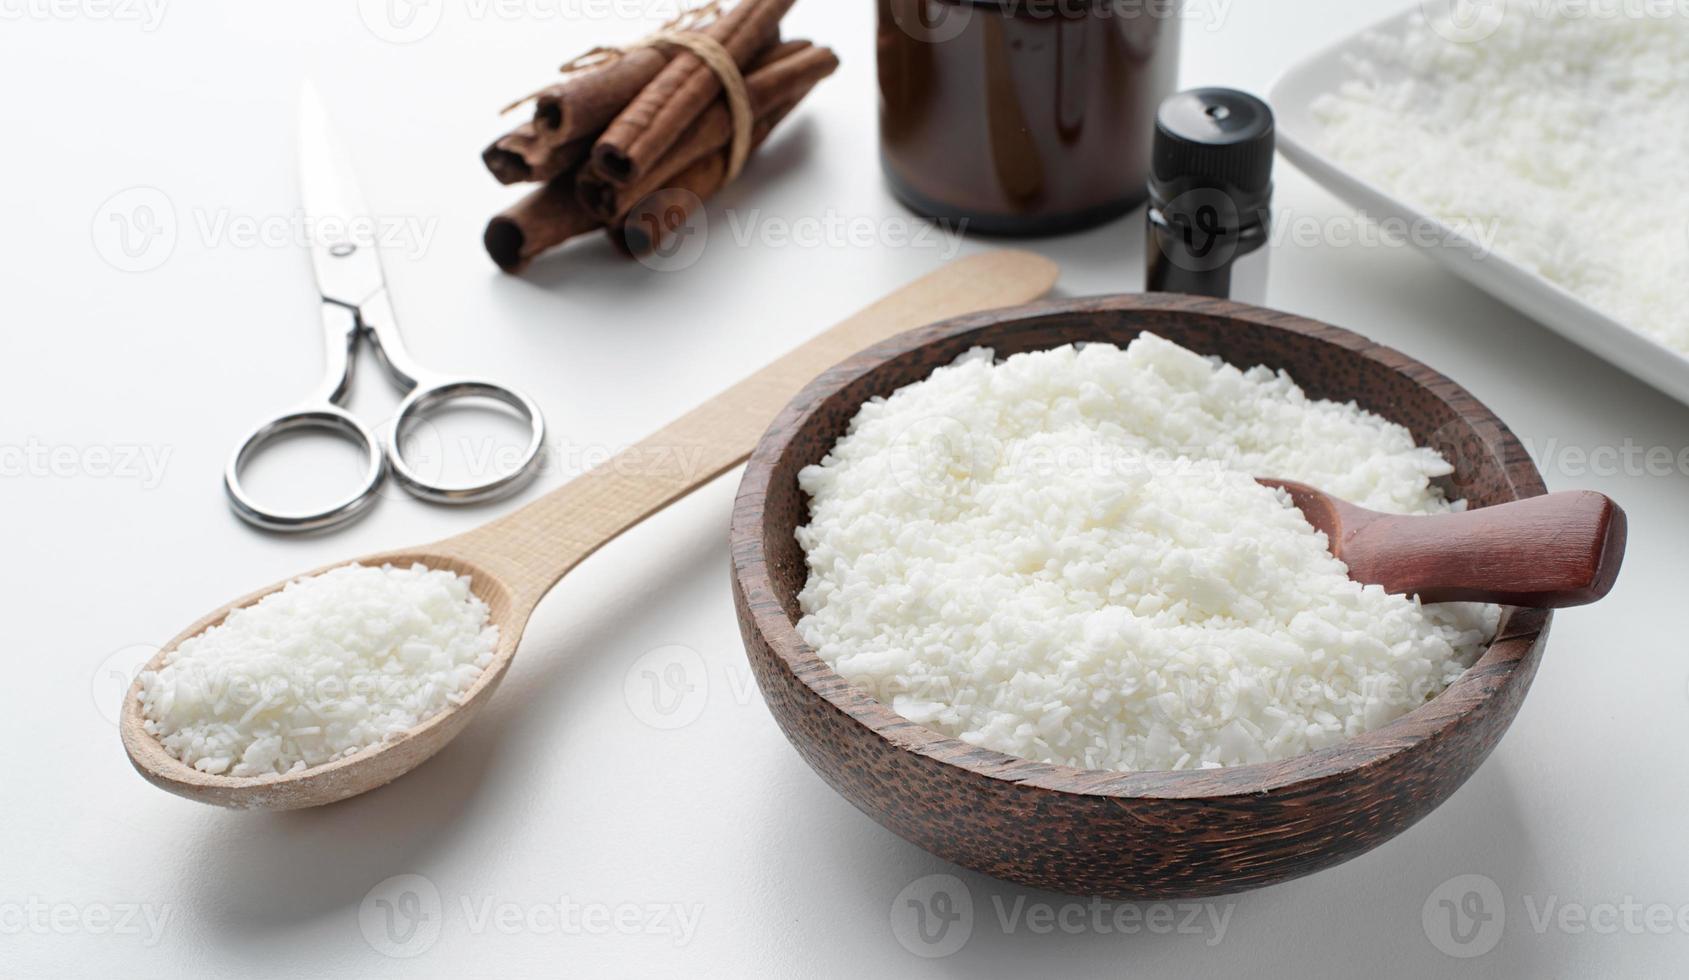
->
xmin=1261 ymin=479 xmax=1626 ymax=607
xmin=119 ymin=251 xmax=1061 ymax=809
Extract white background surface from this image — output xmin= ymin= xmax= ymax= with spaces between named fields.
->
xmin=4 ymin=1 xmax=1687 ymax=976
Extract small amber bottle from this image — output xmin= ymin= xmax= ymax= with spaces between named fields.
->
xmin=1144 ymin=88 xmax=1275 ymax=302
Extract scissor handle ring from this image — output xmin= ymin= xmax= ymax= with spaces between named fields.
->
xmin=385 ymin=379 xmax=547 ymax=504
xmin=224 ymin=406 xmax=386 ymax=533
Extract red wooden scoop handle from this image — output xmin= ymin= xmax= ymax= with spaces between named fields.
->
xmin=1340 ymin=491 xmax=1627 ymax=607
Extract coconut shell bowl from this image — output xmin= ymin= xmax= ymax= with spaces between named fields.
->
xmin=730 ymin=293 xmax=1559 ymax=900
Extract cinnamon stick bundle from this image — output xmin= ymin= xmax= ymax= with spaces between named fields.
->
xmin=481 ymin=0 xmax=833 ymax=273
xmin=484 ymin=50 xmax=825 ymax=275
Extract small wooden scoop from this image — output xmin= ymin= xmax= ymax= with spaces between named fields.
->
xmin=119 ymin=251 xmax=1061 ymax=809
xmin=1261 ymin=479 xmax=1626 ymax=607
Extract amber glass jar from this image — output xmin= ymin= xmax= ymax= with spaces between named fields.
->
xmin=878 ymin=0 xmax=1181 ymax=235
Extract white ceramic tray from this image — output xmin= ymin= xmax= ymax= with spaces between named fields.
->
xmin=1270 ymin=5 xmax=1689 ymax=407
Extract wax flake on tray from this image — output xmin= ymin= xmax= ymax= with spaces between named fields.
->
xmin=1311 ymin=0 xmax=1689 ymax=354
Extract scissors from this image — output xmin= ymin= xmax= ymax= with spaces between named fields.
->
xmin=225 ymin=84 xmax=546 ymax=533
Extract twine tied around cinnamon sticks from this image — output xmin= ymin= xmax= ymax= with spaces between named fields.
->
xmin=617 ymin=31 xmax=753 ymax=182
xmin=481 ymin=0 xmax=834 ymax=273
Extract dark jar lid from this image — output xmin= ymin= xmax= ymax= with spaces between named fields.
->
xmin=1149 ymin=88 xmax=1275 ymax=218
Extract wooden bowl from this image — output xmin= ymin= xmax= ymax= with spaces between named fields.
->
xmin=729 ymin=294 xmax=1549 ymax=900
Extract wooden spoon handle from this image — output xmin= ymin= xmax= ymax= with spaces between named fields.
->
xmin=1343 ymin=491 xmax=1627 ymax=607
xmin=438 ymin=251 xmax=1059 ymax=608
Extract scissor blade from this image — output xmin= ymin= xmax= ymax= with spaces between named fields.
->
xmin=297 ymin=80 xmax=386 ymax=307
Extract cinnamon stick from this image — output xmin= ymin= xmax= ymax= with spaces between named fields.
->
xmin=484 ymin=176 xmax=602 ymax=272
xmin=592 ymin=0 xmax=797 ymax=187
xmin=748 ymin=37 xmax=812 ymax=67
xmin=483 ymin=123 xmax=591 ymax=185
xmin=611 ymin=100 xmax=799 ymax=259
xmin=534 ymin=51 xmax=668 ymax=143
xmin=577 ymin=41 xmax=836 ymax=221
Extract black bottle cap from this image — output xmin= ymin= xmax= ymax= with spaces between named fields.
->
xmin=1149 ymin=88 xmax=1275 ymax=215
